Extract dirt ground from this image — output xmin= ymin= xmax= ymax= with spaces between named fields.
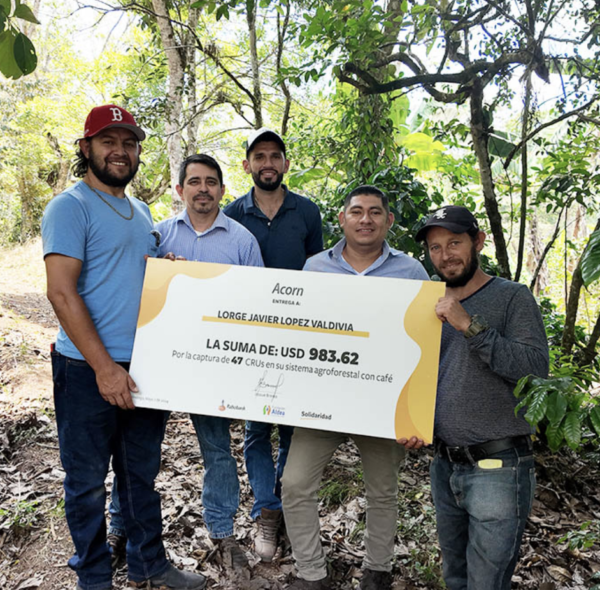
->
xmin=1 ymin=239 xmax=600 ymax=590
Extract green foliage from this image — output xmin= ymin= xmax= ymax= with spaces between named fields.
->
xmin=513 ymin=296 xmax=600 ymax=453
xmin=318 ymin=478 xmax=358 ymax=508
xmin=286 ymin=77 xmax=441 ymax=255
xmin=514 ymin=374 xmax=600 ymax=452
xmin=397 ymin=481 xmax=444 ymax=587
xmin=0 ymin=499 xmax=40 ymax=530
xmin=0 ymin=0 xmax=38 ymax=79
xmin=558 ymin=520 xmax=600 ymax=552
xmin=582 ymin=229 xmax=600 ymax=287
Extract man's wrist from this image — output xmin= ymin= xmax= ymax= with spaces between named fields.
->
xmin=464 ymin=314 xmax=489 ymax=338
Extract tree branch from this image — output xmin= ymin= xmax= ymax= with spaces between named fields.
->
xmin=503 ymin=96 xmax=599 ymax=169
xmin=529 ymin=203 xmax=568 ymax=292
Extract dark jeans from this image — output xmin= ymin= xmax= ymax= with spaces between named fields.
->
xmin=52 ymin=352 xmax=169 ymax=590
xmin=430 ymin=443 xmax=535 ymax=590
xmin=244 ymin=421 xmax=294 ymax=519
xmin=110 ymin=414 xmax=239 ymax=539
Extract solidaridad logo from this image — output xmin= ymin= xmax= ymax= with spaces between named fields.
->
xmin=263 ymin=405 xmax=285 ymax=417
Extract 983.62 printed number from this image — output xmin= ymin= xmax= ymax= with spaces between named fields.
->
xmin=308 ymin=348 xmax=359 ymax=365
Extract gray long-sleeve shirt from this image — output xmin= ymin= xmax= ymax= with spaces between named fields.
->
xmin=435 ymin=277 xmax=549 ymax=447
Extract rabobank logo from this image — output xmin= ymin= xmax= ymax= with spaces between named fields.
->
xmin=218 ymin=400 xmax=226 ymax=411
xmin=263 ymin=405 xmax=286 ymax=417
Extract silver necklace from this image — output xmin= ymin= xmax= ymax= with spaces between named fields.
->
xmin=88 ymin=185 xmax=134 ymax=221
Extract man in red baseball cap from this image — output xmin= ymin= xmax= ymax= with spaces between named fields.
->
xmin=41 ymin=106 xmax=207 ymax=590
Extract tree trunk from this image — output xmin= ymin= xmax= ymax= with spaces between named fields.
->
xmin=580 ymin=311 xmax=600 ymax=367
xmin=276 ymin=4 xmax=291 ymax=136
xmin=185 ymin=7 xmax=199 ymax=156
xmin=45 ymin=132 xmax=70 ymax=196
xmin=247 ymin=0 xmax=263 ymax=127
xmin=152 ymin=0 xmax=185 ymax=212
xmin=515 ymin=72 xmax=533 ymax=282
xmin=469 ymin=80 xmax=512 ymax=279
xmin=562 ymin=216 xmax=600 ymax=355
xmin=18 ymin=175 xmax=34 ymax=243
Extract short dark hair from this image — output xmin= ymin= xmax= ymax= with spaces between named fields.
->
xmin=344 ymin=185 xmax=389 ymax=213
xmin=179 ymin=154 xmax=223 ymax=187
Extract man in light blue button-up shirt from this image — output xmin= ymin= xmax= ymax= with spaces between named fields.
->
xmin=109 ymin=154 xmax=262 ymax=572
xmin=281 ymin=186 xmax=429 ymax=590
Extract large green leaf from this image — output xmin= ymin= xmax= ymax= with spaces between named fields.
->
xmin=13 ymin=32 xmax=36 ymax=75
xmin=401 ymin=132 xmax=445 ymax=153
xmin=14 ymin=3 xmax=39 ymax=24
xmin=546 ymin=391 xmax=567 ymax=425
xmin=0 ymin=29 xmax=23 ymax=79
xmin=0 ymin=0 xmax=10 ymax=16
xmin=590 ymin=406 xmax=600 ymax=437
xmin=545 ymin=422 xmax=564 ymax=453
xmin=524 ymin=388 xmax=548 ymax=425
xmin=488 ymin=130 xmax=517 ymax=158
xmin=581 ymin=229 xmax=600 ymax=287
xmin=563 ymin=411 xmax=581 ymax=450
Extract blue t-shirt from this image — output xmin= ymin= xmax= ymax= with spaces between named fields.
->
xmin=223 ymin=185 xmax=323 ymax=270
xmin=41 ymin=181 xmax=158 ymax=362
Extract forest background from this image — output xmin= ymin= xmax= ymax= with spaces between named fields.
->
xmin=2 ymin=0 xmax=600 ymax=588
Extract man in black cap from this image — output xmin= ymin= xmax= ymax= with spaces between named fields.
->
xmin=415 ymin=205 xmax=549 ymax=590
xmin=224 ymin=128 xmax=323 ymax=561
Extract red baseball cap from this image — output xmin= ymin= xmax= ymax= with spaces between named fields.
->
xmin=78 ymin=104 xmax=146 ymax=141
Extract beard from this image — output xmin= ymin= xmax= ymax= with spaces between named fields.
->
xmin=88 ymin=146 xmax=139 ymax=188
xmin=434 ymin=243 xmax=480 ymax=287
xmin=252 ymin=169 xmax=284 ymax=191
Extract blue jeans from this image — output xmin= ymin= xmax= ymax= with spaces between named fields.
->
xmin=52 ymin=352 xmax=169 ymax=590
xmin=108 ymin=475 xmax=125 ymax=537
xmin=244 ymin=421 xmax=294 ymax=519
xmin=190 ymin=414 xmax=239 ymax=538
xmin=110 ymin=414 xmax=239 ymax=539
xmin=430 ymin=443 xmax=535 ymax=590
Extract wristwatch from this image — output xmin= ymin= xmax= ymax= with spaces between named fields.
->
xmin=464 ymin=315 xmax=489 ymax=338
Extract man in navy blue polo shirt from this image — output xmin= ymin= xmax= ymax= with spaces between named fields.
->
xmin=224 ymin=128 xmax=323 ymax=561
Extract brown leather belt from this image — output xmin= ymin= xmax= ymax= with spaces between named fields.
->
xmin=435 ymin=435 xmax=532 ymax=464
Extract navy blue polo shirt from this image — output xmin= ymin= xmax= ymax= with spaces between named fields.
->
xmin=223 ymin=186 xmax=323 ymax=270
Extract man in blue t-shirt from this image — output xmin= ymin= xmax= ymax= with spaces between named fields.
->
xmin=42 ymin=105 xmax=206 ymax=590
xmin=224 ymin=128 xmax=323 ymax=562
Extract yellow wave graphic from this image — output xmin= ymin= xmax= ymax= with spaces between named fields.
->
xmin=137 ymin=259 xmax=231 ymax=328
xmin=394 ymin=282 xmax=444 ymax=443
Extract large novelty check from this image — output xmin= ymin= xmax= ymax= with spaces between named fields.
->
xmin=130 ymin=259 xmax=444 ymax=442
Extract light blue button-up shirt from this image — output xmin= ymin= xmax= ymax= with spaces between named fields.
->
xmin=303 ymin=238 xmax=429 ymax=280
xmin=155 ymin=209 xmax=264 ymax=267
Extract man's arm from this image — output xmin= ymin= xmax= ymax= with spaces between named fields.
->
xmin=45 ymin=254 xmax=137 ymax=409
xmin=436 ymin=287 xmax=549 ymax=383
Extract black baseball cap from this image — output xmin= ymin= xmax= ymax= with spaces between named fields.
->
xmin=246 ymin=127 xmax=286 ymax=157
xmin=415 ymin=205 xmax=480 ymax=242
